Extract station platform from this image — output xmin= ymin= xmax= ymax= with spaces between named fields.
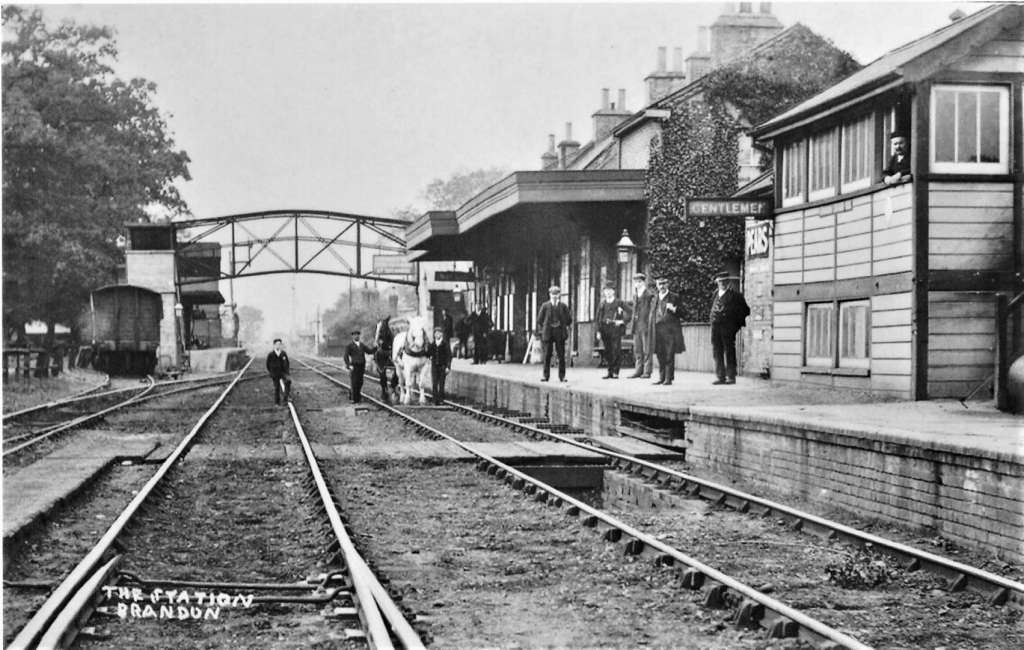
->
xmin=3 ymin=433 xmax=166 ymax=563
xmin=443 ymin=358 xmax=1024 ymax=563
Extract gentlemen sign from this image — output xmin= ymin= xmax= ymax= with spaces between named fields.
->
xmin=686 ymin=199 xmax=770 ymax=219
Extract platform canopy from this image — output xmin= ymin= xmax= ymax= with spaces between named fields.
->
xmin=406 ymin=170 xmax=646 ymax=262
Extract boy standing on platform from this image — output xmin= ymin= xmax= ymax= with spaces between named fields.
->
xmin=430 ymin=326 xmax=452 ymax=405
xmin=266 ymin=338 xmax=291 ymax=405
xmin=344 ymin=329 xmax=375 ymax=403
xmin=595 ymin=282 xmax=630 ymax=379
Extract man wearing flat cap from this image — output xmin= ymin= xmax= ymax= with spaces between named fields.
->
xmin=535 ymin=285 xmax=572 ymax=382
xmin=629 ymin=272 xmax=654 ymax=378
xmin=344 ymin=328 xmax=376 ymax=403
xmin=651 ymin=274 xmax=685 ymax=385
xmin=882 ymin=132 xmax=912 ymax=185
xmin=595 ymin=282 xmax=631 ymax=379
xmin=709 ymin=271 xmax=750 ymax=385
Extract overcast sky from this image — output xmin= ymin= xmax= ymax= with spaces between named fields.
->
xmin=27 ymin=1 xmax=983 ymax=340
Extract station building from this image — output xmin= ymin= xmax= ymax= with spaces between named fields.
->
xmin=745 ymin=3 xmax=1023 ymax=400
xmin=407 ymin=2 xmax=852 ymax=368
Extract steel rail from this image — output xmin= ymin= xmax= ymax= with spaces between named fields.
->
xmin=311 ymin=356 xmax=1024 ymax=609
xmin=2 ymin=370 xmax=240 ymax=425
xmin=8 ymin=359 xmax=254 ymax=650
xmin=36 ymin=556 xmax=121 ymax=650
xmin=3 ymin=375 xmax=242 ymax=454
xmin=298 ymin=358 xmax=871 ymax=649
xmin=1 ymin=374 xmax=112 ymax=422
xmin=444 ymin=397 xmax=1024 ymax=609
xmin=287 ymin=399 xmax=424 ymax=650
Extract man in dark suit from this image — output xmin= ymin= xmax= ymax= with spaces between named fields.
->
xmin=265 ymin=338 xmax=291 ymax=405
xmin=535 ymin=285 xmax=572 ymax=382
xmin=651 ymin=275 xmax=685 ymax=386
xmin=882 ymin=132 xmax=912 ymax=185
xmin=629 ymin=272 xmax=655 ymax=378
xmin=710 ymin=272 xmax=750 ymax=385
xmin=471 ymin=308 xmax=493 ymax=364
xmin=439 ymin=308 xmax=454 ymax=343
xmin=430 ymin=326 xmax=453 ymax=405
xmin=344 ymin=329 xmax=375 ymax=403
xmin=595 ymin=282 xmax=631 ymax=379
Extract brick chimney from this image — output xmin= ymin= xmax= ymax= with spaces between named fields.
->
xmin=591 ymin=88 xmax=632 ymax=142
xmin=710 ymin=1 xmax=783 ymax=69
xmin=686 ymin=26 xmax=712 ymax=82
xmin=645 ymin=45 xmax=687 ymax=104
xmin=541 ymin=133 xmax=558 ymax=170
xmin=557 ymin=122 xmax=580 ymax=169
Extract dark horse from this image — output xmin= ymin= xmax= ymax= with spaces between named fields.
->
xmin=373 ymin=316 xmax=399 ymax=403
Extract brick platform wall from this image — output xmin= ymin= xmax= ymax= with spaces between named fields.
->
xmin=686 ymin=411 xmax=1024 ymax=563
xmin=446 ymin=369 xmax=1024 ymax=563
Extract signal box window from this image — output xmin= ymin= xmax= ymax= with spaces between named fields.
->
xmin=931 ymin=85 xmax=1009 ymax=174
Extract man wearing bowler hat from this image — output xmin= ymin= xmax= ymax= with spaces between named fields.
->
xmin=651 ymin=274 xmax=685 ymax=385
xmin=595 ymin=281 xmax=631 ymax=379
xmin=535 ymin=285 xmax=572 ymax=382
xmin=709 ymin=271 xmax=750 ymax=385
xmin=344 ymin=329 xmax=375 ymax=403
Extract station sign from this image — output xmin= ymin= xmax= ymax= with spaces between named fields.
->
xmin=745 ymin=220 xmax=773 ymax=259
xmin=372 ymin=254 xmax=414 ymax=276
xmin=434 ymin=271 xmax=476 ymax=283
xmin=686 ymin=199 xmax=771 ymax=219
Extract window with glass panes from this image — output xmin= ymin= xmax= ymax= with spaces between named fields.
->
xmin=838 ymin=300 xmax=869 ymax=367
xmin=931 ymin=85 xmax=1009 ymax=173
xmin=808 ymin=129 xmax=837 ymax=200
xmin=805 ymin=303 xmax=833 ymax=366
xmin=841 ymin=115 xmax=873 ymax=191
xmin=782 ymin=139 xmax=806 ymax=206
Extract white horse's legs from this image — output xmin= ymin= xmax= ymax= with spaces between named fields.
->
xmin=417 ymin=364 xmax=430 ymax=404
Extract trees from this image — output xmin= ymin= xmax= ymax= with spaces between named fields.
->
xmin=645 ymin=25 xmax=860 ymax=321
xmin=423 ymin=167 xmax=507 ymax=210
xmin=2 ymin=7 xmax=191 ymax=341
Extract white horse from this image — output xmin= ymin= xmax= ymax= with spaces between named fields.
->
xmin=392 ymin=316 xmax=432 ymax=405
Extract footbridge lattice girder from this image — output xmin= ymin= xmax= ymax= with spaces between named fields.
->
xmin=173 ymin=210 xmax=416 ymax=286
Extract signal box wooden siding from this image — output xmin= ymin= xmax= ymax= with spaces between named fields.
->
xmin=749 ymin=5 xmax=1023 ymax=400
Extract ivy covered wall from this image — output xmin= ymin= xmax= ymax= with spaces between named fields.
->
xmin=645 ymin=24 xmax=861 ymax=323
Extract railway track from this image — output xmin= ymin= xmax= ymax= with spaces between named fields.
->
xmin=6 ymin=362 xmax=423 ymax=650
xmin=2 ymin=373 xmax=241 ymax=463
xmin=301 ymin=356 xmax=1024 ymax=649
xmin=1 ymin=373 xmax=112 ymax=423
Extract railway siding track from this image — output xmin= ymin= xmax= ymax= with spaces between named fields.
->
xmin=8 ymin=362 xmax=424 ymax=650
xmin=300 ymin=358 xmax=871 ymax=649
xmin=304 ymin=357 xmax=1023 ymax=649
xmin=310 ymin=356 xmax=1023 ymax=611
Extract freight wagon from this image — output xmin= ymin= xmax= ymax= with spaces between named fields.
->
xmin=89 ymin=285 xmax=162 ymax=375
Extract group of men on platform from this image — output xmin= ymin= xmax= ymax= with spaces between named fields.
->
xmin=534 ymin=271 xmax=749 ymax=386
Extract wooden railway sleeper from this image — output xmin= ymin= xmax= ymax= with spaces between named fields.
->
xmin=734 ymin=598 xmax=765 ymax=630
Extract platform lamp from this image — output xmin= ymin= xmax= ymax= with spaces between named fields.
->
xmin=616 ymin=229 xmax=637 ymax=297
xmin=174 ymin=302 xmax=185 ymax=357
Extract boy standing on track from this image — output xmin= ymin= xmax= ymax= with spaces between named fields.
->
xmin=344 ymin=329 xmax=375 ymax=403
xmin=430 ymin=326 xmax=452 ymax=405
xmin=266 ymin=338 xmax=291 ymax=405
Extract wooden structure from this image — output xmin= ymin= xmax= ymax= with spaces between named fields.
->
xmin=750 ymin=5 xmax=1024 ymax=400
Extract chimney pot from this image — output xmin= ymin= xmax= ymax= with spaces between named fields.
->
xmin=673 ymin=47 xmax=683 ymax=71
xmin=760 ymin=2 xmax=772 ymax=14
xmin=601 ymin=88 xmax=610 ymax=110
xmin=548 ymin=134 xmax=556 ymax=151
xmin=698 ymin=26 xmax=709 ymax=53
xmin=657 ymin=46 xmax=667 ymax=72
xmin=618 ymin=89 xmax=626 ymax=111
xmin=565 ymin=122 xmax=572 ymax=140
